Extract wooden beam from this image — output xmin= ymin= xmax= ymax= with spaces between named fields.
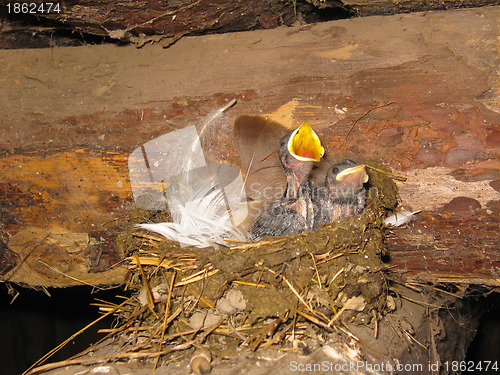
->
xmin=0 ymin=7 xmax=499 ymax=287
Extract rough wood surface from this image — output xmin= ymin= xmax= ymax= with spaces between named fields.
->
xmin=44 ymin=0 xmax=299 ymax=38
xmin=0 ymin=7 xmax=499 ymax=287
xmin=0 ymin=0 xmax=318 ymax=47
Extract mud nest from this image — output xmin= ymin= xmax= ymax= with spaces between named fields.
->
xmin=107 ymin=161 xmax=399 ymax=369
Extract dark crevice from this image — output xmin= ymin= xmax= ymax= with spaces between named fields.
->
xmin=0 ymin=10 xmax=113 ymax=49
xmin=0 ymin=285 xmax=122 ymax=375
xmin=465 ymin=292 xmax=500 ymax=374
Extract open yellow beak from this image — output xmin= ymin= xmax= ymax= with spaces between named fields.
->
xmin=336 ymin=164 xmax=369 ymax=184
xmin=287 ymin=121 xmax=325 ymax=162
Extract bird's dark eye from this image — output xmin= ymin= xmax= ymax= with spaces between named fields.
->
xmin=332 ymin=167 xmax=339 ymax=174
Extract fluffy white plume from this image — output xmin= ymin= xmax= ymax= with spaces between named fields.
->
xmin=137 ymin=185 xmax=245 ymax=248
xmin=130 ymin=99 xmax=249 ymax=248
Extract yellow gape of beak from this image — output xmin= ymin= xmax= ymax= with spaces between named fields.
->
xmin=287 ymin=121 xmax=325 ymax=162
xmin=336 ymin=164 xmax=369 ymax=184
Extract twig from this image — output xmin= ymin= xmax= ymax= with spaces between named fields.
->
xmin=327 ymin=298 xmax=353 ymax=327
xmin=294 ymin=309 xmax=329 ymax=330
xmin=154 ymin=270 xmax=177 ymax=369
xmin=187 ymin=284 xmax=215 ymax=310
xmin=247 ymin=317 xmax=282 ymax=351
xmin=400 ymin=294 xmax=443 ymax=309
xmin=36 ymin=260 xmax=102 ymax=289
xmin=373 ymin=310 xmax=378 ymax=339
xmin=316 ymin=252 xmax=345 ymax=265
xmin=337 ymin=101 xmax=396 ymax=155
xmin=403 ymin=329 xmax=428 ymax=349
xmin=72 ymin=305 xmax=149 ymax=364
xmin=229 ymin=237 xmax=288 ymax=251
xmin=366 ymin=165 xmax=407 ymax=182
xmin=266 ymin=268 xmax=314 ymax=314
xmin=176 ymin=268 xmax=219 ymax=286
xmin=135 ymin=255 xmax=157 ymax=317
xmin=232 ymin=280 xmax=266 ymax=288
xmin=309 ymin=253 xmax=323 ymax=291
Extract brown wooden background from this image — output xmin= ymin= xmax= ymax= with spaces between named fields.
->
xmin=0 ymin=6 xmax=498 ymax=287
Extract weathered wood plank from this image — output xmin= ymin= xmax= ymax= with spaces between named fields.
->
xmin=0 ymin=7 xmax=499 ymax=287
xmin=386 ymin=211 xmax=500 ymax=287
xmin=0 ymin=150 xmax=132 ymax=233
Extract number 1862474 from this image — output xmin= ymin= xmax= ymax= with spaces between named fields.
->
xmin=6 ymin=2 xmax=61 ymax=14
xmin=443 ymin=361 xmax=498 ymax=372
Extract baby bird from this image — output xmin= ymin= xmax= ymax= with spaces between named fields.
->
xmin=313 ymin=159 xmax=369 ymax=227
xmin=250 ymin=122 xmax=324 ymax=239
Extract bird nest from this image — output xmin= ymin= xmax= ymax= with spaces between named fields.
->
xmin=104 ymin=161 xmax=399 ymax=371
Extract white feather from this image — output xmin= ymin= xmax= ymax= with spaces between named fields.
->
xmin=137 ymin=185 xmax=245 ymax=248
xmin=383 ymin=209 xmax=421 ymax=227
xmin=132 ymin=99 xmax=248 ymax=248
